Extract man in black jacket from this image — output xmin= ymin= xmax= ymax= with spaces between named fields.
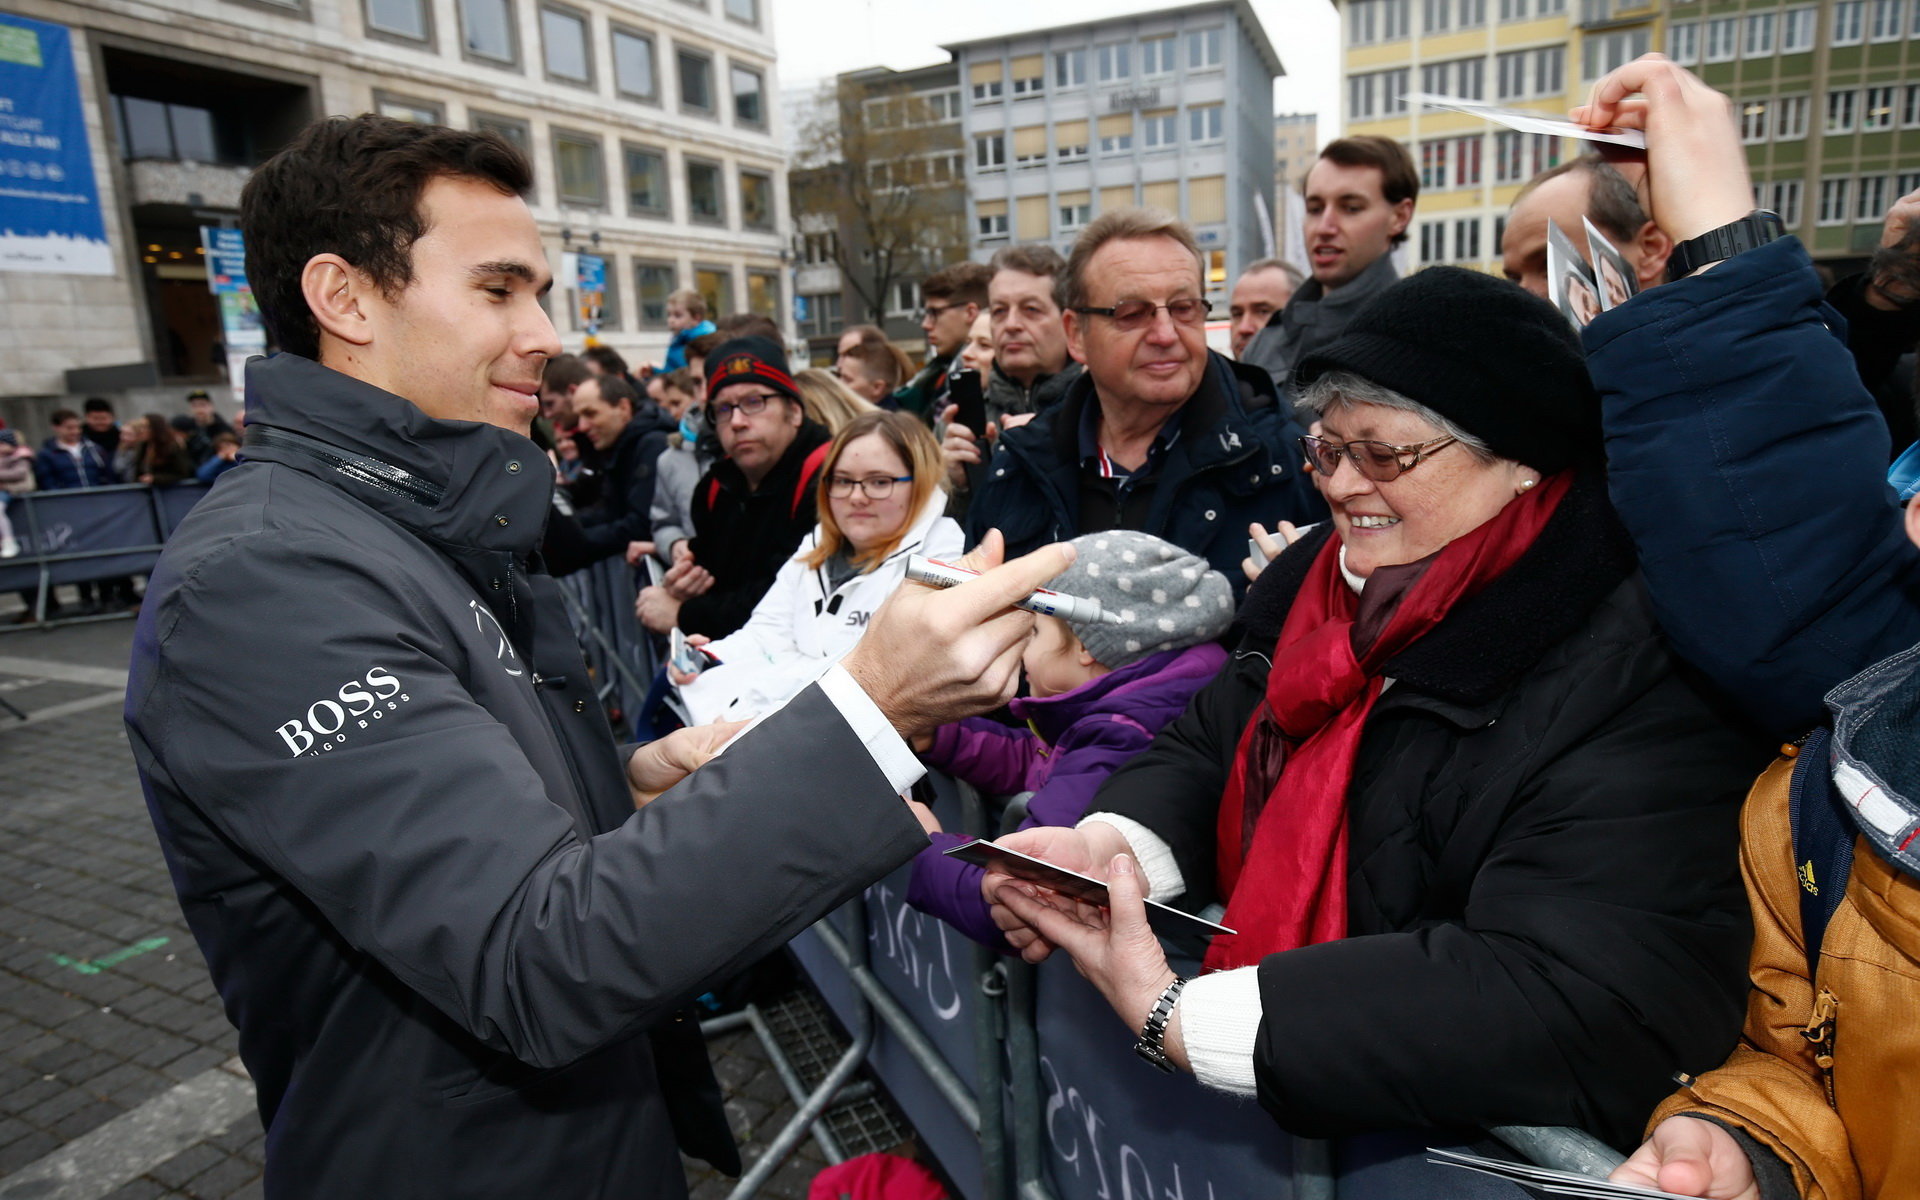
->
xmin=636 ymin=336 xmax=830 ymax=639
xmin=127 ymin=114 xmax=1069 ymax=1200
xmin=567 ymin=372 xmax=675 ymax=568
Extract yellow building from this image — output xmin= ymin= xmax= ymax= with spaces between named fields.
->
xmin=1337 ymin=0 xmax=1660 ymax=273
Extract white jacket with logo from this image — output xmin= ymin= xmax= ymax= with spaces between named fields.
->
xmin=679 ymin=490 xmax=963 ymax=725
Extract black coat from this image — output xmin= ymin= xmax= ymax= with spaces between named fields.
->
xmin=682 ymin=421 xmax=832 ymax=639
xmin=574 ymin=402 xmax=678 ymax=562
xmin=1094 ymin=474 xmax=1767 ymax=1148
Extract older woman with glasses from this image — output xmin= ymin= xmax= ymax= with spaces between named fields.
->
xmin=670 ymin=410 xmax=962 ymax=725
xmin=985 ymin=268 xmax=1767 ymax=1156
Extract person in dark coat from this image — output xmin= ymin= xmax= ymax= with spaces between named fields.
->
xmin=963 ymin=208 xmax=1325 ymax=596
xmin=636 ymin=337 xmax=832 ymax=640
xmin=34 ymin=409 xmax=115 ymax=489
xmin=986 ymin=267 xmax=1768 ymax=1155
xmin=562 ymin=373 xmax=675 ymax=570
xmin=128 ymin=413 xmax=198 ymax=486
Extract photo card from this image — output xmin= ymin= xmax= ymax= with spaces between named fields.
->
xmin=1582 ymin=216 xmax=1639 ymax=311
xmin=1547 ymin=220 xmax=1601 ymax=331
xmin=1401 ymin=92 xmax=1647 ymax=149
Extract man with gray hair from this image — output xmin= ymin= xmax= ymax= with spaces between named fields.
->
xmin=964 ymin=208 xmax=1325 ymax=593
xmin=1228 ymin=258 xmax=1304 ymax=359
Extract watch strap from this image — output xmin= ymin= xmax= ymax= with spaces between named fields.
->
xmin=1133 ymin=975 xmax=1188 ymax=1073
xmin=1668 ymin=210 xmax=1787 ymax=282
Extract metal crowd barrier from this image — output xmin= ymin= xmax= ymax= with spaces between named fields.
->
xmin=0 ymin=482 xmax=207 ymax=629
xmin=554 ymin=553 xmax=658 ymax=724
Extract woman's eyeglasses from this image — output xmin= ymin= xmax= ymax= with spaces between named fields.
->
xmin=1297 ymin=433 xmax=1457 ymax=482
xmin=827 ymin=474 xmax=913 ymax=499
xmin=1071 ymin=298 xmax=1213 ymax=331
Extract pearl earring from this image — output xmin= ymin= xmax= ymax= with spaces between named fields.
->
xmin=1517 ymin=479 xmax=1537 ymax=494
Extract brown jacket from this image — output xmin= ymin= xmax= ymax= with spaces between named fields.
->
xmin=1649 ymin=747 xmax=1920 ymax=1200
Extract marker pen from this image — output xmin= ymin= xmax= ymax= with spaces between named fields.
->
xmin=904 ymin=555 xmax=1125 ymax=625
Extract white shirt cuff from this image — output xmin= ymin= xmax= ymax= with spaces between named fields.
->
xmin=1077 ymin=813 xmax=1186 ymax=901
xmin=816 ymin=662 xmax=926 ymax=796
xmin=1180 ymin=967 xmax=1263 ymax=1097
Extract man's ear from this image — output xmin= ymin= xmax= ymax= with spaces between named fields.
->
xmin=1063 ymin=308 xmax=1088 ymax=365
xmin=1632 ymin=220 xmax=1675 ymax=289
xmin=301 ymin=254 xmax=376 ymax=350
xmin=1387 ymin=197 xmax=1415 ymax=241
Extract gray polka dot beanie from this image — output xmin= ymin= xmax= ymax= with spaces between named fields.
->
xmin=1053 ymin=531 xmax=1235 ymax=669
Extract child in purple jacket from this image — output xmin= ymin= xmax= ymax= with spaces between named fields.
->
xmin=906 ymin=530 xmax=1233 ymax=950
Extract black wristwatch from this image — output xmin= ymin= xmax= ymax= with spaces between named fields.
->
xmin=1666 ymin=210 xmax=1787 ymax=282
xmin=1133 ymin=976 xmax=1187 ymax=1073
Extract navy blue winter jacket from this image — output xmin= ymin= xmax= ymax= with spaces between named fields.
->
xmin=1585 ymin=237 xmax=1920 ymax=738
xmin=964 ymin=352 xmax=1325 ymax=592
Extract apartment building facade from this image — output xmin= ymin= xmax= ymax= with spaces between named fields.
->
xmin=1338 ymin=0 xmax=1659 ymax=274
xmin=945 ymin=0 xmax=1284 ymax=311
xmin=0 ymin=0 xmax=787 ymax=417
xmin=1672 ymin=0 xmax=1920 ymax=267
xmin=1273 ymin=111 xmax=1319 ymax=265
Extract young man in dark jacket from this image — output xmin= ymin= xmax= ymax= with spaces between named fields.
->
xmin=126 ymin=114 xmax=1070 ymax=1200
xmin=637 ymin=337 xmax=831 ymax=639
xmin=561 ymin=372 xmax=676 ymax=570
xmin=964 ymin=208 xmax=1325 ymax=594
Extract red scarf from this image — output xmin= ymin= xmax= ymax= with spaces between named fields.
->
xmin=1204 ymin=471 xmax=1572 ymax=971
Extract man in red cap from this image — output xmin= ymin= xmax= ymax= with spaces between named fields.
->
xmin=636 ymin=335 xmax=831 ymax=638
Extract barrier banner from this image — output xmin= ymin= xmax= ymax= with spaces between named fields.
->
xmin=0 ymin=484 xmax=210 ymax=594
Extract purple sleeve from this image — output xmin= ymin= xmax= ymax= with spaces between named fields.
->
xmin=907 ymin=716 xmax=1157 ymax=954
xmin=921 ymin=717 xmax=1039 ymax=798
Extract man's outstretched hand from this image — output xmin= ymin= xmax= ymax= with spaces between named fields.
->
xmin=841 ymin=530 xmax=1073 ymax=739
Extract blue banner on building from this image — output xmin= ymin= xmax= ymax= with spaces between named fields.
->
xmin=0 ymin=14 xmax=112 ymax=276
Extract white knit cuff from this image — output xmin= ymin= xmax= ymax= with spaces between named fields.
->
xmin=1179 ymin=967 xmax=1263 ymax=1097
xmin=1077 ymin=813 xmax=1186 ymax=901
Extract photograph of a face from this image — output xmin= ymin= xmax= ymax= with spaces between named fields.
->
xmin=1583 ymin=216 xmax=1639 ymax=311
xmin=1547 ymin=221 xmax=1600 ymax=330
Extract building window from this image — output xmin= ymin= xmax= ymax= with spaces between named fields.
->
xmin=798 ymin=230 xmax=837 ymax=265
xmin=1776 ymin=94 xmax=1809 ymax=139
xmin=1898 ymin=171 xmax=1920 ymax=198
xmin=1863 ymin=85 xmax=1896 ymax=130
xmin=1141 ymin=36 xmax=1177 ymax=75
xmin=1818 ymin=177 xmax=1851 ymax=224
xmin=553 ymin=131 xmax=604 ymax=207
xmin=1012 ymin=125 xmax=1047 ymax=165
xmin=1188 ymin=104 xmax=1223 ymax=143
xmin=1765 ymin=179 xmax=1803 ymax=226
xmin=1703 ymin=17 xmax=1737 ymax=62
xmin=472 ymin=111 xmax=530 ymax=156
xmin=635 ymin=262 xmax=674 ymax=327
xmin=1419 ymin=139 xmax=1450 ymax=189
xmin=1011 ymin=55 xmax=1045 ymax=95
xmin=1059 ymin=198 xmax=1091 ymax=230
xmin=1055 ymin=119 xmax=1089 ymax=160
xmin=1782 ymin=6 xmax=1817 ymax=50
xmin=1054 ymin=49 xmax=1086 ymax=88
xmin=694 ymin=266 xmax=733 ymax=321
xmin=1348 ymin=0 xmax=1411 ymax=41
xmin=747 ymin=271 xmax=778 ymax=318
xmin=1493 ymin=130 xmax=1563 ymax=182
xmin=541 ymin=4 xmax=591 ymax=85
xmin=374 ymin=92 xmax=443 ymax=124
xmin=459 ymin=0 xmax=516 ymax=63
xmin=1496 ymin=47 xmax=1561 ymax=99
xmin=1826 ymin=89 xmax=1857 ymax=134
xmin=971 ymin=60 xmax=1004 ymax=102
xmin=738 ymin=169 xmax=774 ymax=230
xmin=1858 ymin=175 xmax=1889 ymax=222
xmin=1904 ymin=83 xmax=1920 ymax=127
xmin=1098 ymin=114 xmax=1133 ymax=153
xmin=1142 ymin=109 xmax=1178 ymax=148
xmin=1453 ymin=217 xmax=1481 ymax=262
xmin=1744 ymin=11 xmax=1775 ymax=55
xmin=1831 ymin=0 xmax=1864 ymax=44
xmin=977 ymin=201 xmax=1009 ymax=238
xmin=115 ymin=96 xmax=227 ymax=163
xmin=612 ymin=28 xmax=657 ymax=101
xmin=1739 ymin=98 xmax=1769 ymax=142
xmin=975 ymin=133 xmax=1006 ymax=170
xmin=1095 ymin=43 xmax=1130 ymax=81
xmin=731 ymin=63 xmax=765 ymax=127
xmin=1583 ymin=29 xmax=1649 ymax=80
xmin=365 ymin=0 xmax=429 ymax=41
xmin=892 ymin=281 xmax=920 ymax=315
xmin=678 ymin=47 xmax=714 ymax=114
xmin=1870 ymin=0 xmax=1903 ymax=39
xmin=1666 ymin=21 xmax=1699 ymax=64
xmin=1186 ymin=26 xmax=1224 ymax=68
xmin=1419 ymin=222 xmax=1445 ymax=265
xmin=624 ymin=145 xmax=669 ymax=217
xmin=798 ymin=291 xmax=842 ymax=338
xmin=724 ymin=0 xmax=756 ymax=24
xmin=1421 ymin=57 xmax=1484 ymax=101
xmin=687 ymin=157 xmax=724 ymax=223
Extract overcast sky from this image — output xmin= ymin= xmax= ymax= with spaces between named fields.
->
xmin=772 ymin=0 xmax=1342 ymax=145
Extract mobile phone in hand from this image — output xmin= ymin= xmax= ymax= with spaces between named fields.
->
xmin=948 ymin=367 xmax=986 ymax=437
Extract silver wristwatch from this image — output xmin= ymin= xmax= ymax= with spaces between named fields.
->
xmin=1133 ymin=976 xmax=1187 ymax=1073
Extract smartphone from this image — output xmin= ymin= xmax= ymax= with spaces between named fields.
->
xmin=948 ymin=367 xmax=986 ymax=437
xmin=668 ymin=628 xmax=707 ymax=676
xmin=1247 ymin=537 xmax=1270 ymax=571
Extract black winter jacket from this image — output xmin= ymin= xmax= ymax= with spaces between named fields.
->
xmin=682 ymin=421 xmax=832 ymax=638
xmin=1094 ymin=474 xmax=1767 ymax=1148
xmin=125 ymin=354 xmax=925 ymax=1198
xmin=964 ymin=352 xmax=1325 ymax=595
xmin=574 ymin=401 xmax=677 ymax=562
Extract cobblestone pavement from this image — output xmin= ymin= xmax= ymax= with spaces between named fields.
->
xmin=0 ymin=601 xmax=911 ymax=1200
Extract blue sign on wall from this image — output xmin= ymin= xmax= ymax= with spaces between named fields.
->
xmin=0 ymin=14 xmax=112 ymax=276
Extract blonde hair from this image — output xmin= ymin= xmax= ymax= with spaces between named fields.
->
xmin=793 ymin=368 xmax=878 ymax=435
xmin=667 ymin=288 xmax=708 ymax=320
xmin=803 ymin=410 xmax=944 ymax=574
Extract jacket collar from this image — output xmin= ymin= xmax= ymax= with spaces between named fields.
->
xmin=1285 ymin=252 xmax=1401 ymax=319
xmin=1043 ymin=351 xmax=1266 ymax=471
xmin=240 ymin=352 xmax=553 ymax=558
xmin=1010 ymin=642 xmax=1229 ymax=744
xmin=1827 ymin=643 xmax=1920 ymax=879
xmin=1239 ymin=470 xmax=1637 ymax=708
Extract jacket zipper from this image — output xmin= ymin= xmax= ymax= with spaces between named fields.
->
xmin=1801 ymin=987 xmax=1839 ymax=1108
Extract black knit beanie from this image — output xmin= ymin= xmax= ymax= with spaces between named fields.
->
xmin=1292 ymin=267 xmax=1601 ymax=474
xmin=705 ymin=335 xmax=800 ymax=407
